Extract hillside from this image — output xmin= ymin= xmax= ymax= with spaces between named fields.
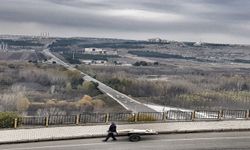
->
xmin=1 ymin=35 xmax=250 ymax=112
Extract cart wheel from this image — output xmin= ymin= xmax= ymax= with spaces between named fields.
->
xmin=129 ymin=134 xmax=141 ymax=142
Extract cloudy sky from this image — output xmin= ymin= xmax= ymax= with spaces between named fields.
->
xmin=0 ymin=0 xmax=250 ymax=44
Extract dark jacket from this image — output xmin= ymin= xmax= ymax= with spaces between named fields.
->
xmin=108 ymin=123 xmax=117 ymax=133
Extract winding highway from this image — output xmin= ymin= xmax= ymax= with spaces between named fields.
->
xmin=2 ymin=132 xmax=250 ymax=150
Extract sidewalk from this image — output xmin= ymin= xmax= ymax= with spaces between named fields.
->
xmin=1 ymin=120 xmax=250 ymax=144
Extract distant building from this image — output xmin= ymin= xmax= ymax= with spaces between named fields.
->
xmin=84 ymin=48 xmax=106 ymax=54
xmin=95 ymin=60 xmax=107 ymax=64
xmin=0 ymin=42 xmax=8 ymax=51
xmin=193 ymin=41 xmax=202 ymax=47
xmin=148 ymin=38 xmax=162 ymax=43
xmin=106 ymin=50 xmax=118 ymax=55
xmin=161 ymin=40 xmax=170 ymax=44
xmin=148 ymin=38 xmax=171 ymax=44
xmin=81 ymin=60 xmax=94 ymax=65
xmin=80 ymin=59 xmax=107 ymax=65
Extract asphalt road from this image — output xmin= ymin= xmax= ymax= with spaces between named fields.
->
xmin=2 ymin=132 xmax=250 ymax=150
xmin=43 ymin=48 xmax=155 ymax=113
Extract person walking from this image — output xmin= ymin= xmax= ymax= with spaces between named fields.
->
xmin=103 ymin=122 xmax=117 ymax=142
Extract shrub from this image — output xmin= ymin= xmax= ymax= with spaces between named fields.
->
xmin=92 ymin=99 xmax=105 ymax=109
xmin=0 ymin=112 xmax=19 ymax=128
xmin=16 ymin=96 xmax=30 ymax=112
xmin=137 ymin=114 xmax=157 ymax=121
xmin=127 ymin=115 xmax=136 ymax=122
xmin=127 ymin=114 xmax=157 ymax=122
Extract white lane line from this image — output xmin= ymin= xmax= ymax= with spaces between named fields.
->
xmin=156 ymin=136 xmax=250 ymax=142
xmin=106 ymin=93 xmax=130 ymax=111
xmin=1 ymin=142 xmax=112 ymax=150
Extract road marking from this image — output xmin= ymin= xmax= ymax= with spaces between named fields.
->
xmin=156 ymin=136 xmax=250 ymax=142
xmin=106 ymin=93 xmax=130 ymax=110
xmin=1 ymin=142 xmax=112 ymax=150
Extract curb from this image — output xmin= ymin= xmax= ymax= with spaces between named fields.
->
xmin=2 ymin=128 xmax=250 ymax=145
xmin=0 ymin=134 xmax=106 ymax=145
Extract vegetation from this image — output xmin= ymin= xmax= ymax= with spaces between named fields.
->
xmin=0 ymin=62 xmax=125 ymax=115
xmin=133 ymin=61 xmax=159 ymax=66
xmin=233 ymin=59 xmax=250 ymax=64
xmin=0 ymin=112 xmax=19 ymax=128
xmin=78 ymin=65 xmax=250 ymax=110
xmin=2 ymin=37 xmax=250 ymax=114
xmin=127 ymin=114 xmax=157 ymax=122
xmin=137 ymin=114 xmax=157 ymax=121
xmin=128 ymin=51 xmax=215 ymax=63
xmin=0 ymin=39 xmax=43 ymax=47
xmin=128 ymin=51 xmax=195 ymax=60
xmin=61 ymin=52 xmax=119 ymax=64
xmin=49 ymin=39 xmax=84 ymax=47
xmin=79 ymin=42 xmax=144 ymax=49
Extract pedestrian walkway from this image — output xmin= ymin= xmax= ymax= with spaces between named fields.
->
xmin=1 ymin=120 xmax=250 ymax=144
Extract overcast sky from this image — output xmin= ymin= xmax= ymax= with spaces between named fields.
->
xmin=0 ymin=0 xmax=250 ymax=44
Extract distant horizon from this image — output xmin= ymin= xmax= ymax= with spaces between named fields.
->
xmin=0 ymin=33 xmax=248 ymax=46
xmin=0 ymin=0 xmax=250 ymax=45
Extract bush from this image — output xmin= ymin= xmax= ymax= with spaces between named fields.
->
xmin=127 ymin=114 xmax=157 ymax=122
xmin=0 ymin=112 xmax=19 ymax=128
xmin=137 ymin=114 xmax=157 ymax=121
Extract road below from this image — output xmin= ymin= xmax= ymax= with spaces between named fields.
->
xmin=43 ymin=48 xmax=155 ymax=113
xmin=2 ymin=131 xmax=250 ymax=150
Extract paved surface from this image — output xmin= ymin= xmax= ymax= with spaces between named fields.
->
xmin=2 ymin=132 xmax=250 ymax=150
xmin=43 ymin=48 xmax=155 ymax=113
xmin=1 ymin=120 xmax=250 ymax=144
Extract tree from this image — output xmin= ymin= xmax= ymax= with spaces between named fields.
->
xmin=92 ymin=99 xmax=105 ymax=109
xmin=16 ymin=96 xmax=30 ymax=112
xmin=81 ymin=81 xmax=100 ymax=96
xmin=82 ymin=81 xmax=97 ymax=91
xmin=36 ymin=107 xmax=66 ymax=116
xmin=76 ymin=95 xmax=94 ymax=112
xmin=65 ymin=70 xmax=83 ymax=88
xmin=65 ymin=82 xmax=72 ymax=92
xmin=46 ymin=99 xmax=56 ymax=107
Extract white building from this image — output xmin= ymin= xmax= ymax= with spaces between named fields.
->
xmin=193 ymin=41 xmax=202 ymax=47
xmin=148 ymin=38 xmax=162 ymax=43
xmin=80 ymin=59 xmax=107 ymax=65
xmin=81 ymin=60 xmax=94 ymax=65
xmin=95 ymin=60 xmax=107 ymax=64
xmin=84 ymin=48 xmax=107 ymax=54
xmin=0 ymin=42 xmax=8 ymax=51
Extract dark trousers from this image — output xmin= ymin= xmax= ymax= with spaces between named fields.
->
xmin=104 ymin=132 xmax=117 ymax=141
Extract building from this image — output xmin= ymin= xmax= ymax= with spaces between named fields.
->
xmin=80 ymin=59 xmax=107 ymax=65
xmin=95 ymin=60 xmax=107 ymax=64
xmin=81 ymin=60 xmax=94 ymax=65
xmin=84 ymin=48 xmax=107 ymax=54
xmin=0 ymin=42 xmax=8 ymax=51
xmin=193 ymin=41 xmax=202 ymax=47
xmin=148 ymin=38 xmax=162 ymax=43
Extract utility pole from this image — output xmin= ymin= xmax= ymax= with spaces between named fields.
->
xmin=73 ymin=50 xmax=75 ymax=60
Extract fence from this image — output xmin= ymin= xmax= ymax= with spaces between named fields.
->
xmin=167 ymin=110 xmax=192 ymax=121
xmin=79 ymin=113 xmax=106 ymax=124
xmin=108 ymin=113 xmax=134 ymax=122
xmin=1 ymin=109 xmax=250 ymax=129
xmin=194 ymin=110 xmax=220 ymax=120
